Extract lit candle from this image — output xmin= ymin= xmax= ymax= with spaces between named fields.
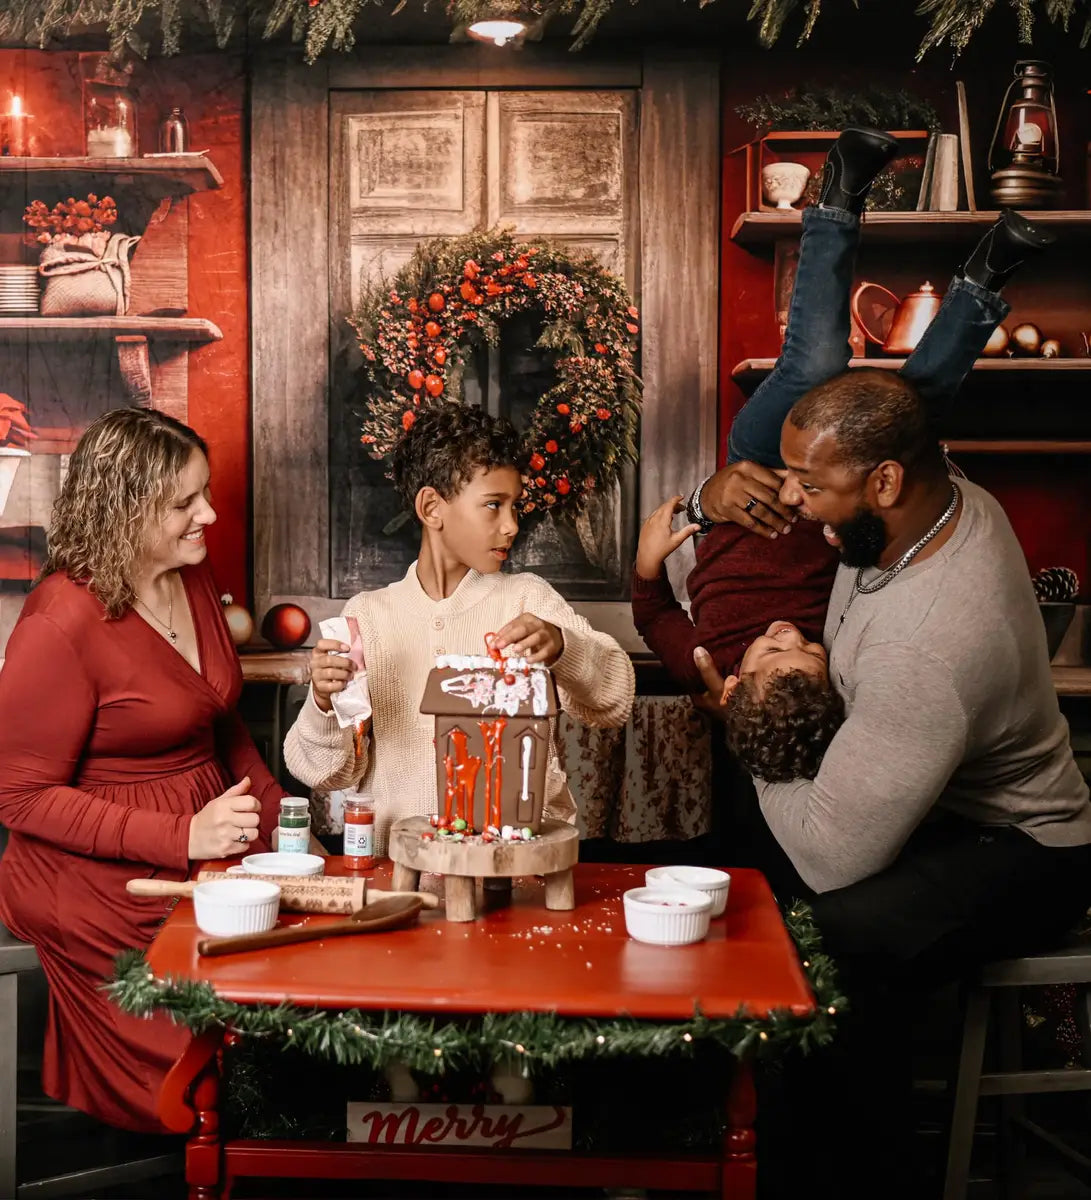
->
xmin=1 ymin=96 xmax=31 ymax=157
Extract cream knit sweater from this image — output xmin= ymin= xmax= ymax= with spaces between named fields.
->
xmin=283 ymin=564 xmax=636 ymax=854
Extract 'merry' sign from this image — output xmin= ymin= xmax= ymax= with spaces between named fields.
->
xmin=346 ymin=1103 xmax=572 ymax=1150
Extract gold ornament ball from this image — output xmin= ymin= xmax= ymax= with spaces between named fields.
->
xmin=1010 ymin=322 xmax=1043 ymax=357
xmin=220 ymin=593 xmax=254 ymax=646
xmin=982 ymin=325 xmax=1010 ymax=357
xmin=1041 ymin=338 xmax=1062 ymax=359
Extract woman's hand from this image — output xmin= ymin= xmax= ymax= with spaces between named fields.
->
xmin=699 ymin=462 xmax=796 ymax=539
xmin=492 ymin=614 xmax=564 ymax=665
xmin=188 ymin=777 xmax=261 ymax=860
xmin=310 ymin=638 xmax=353 ymax=713
xmin=635 ymin=495 xmax=701 ymax=580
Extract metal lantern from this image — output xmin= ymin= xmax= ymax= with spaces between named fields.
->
xmin=988 ymin=60 xmax=1063 ymax=208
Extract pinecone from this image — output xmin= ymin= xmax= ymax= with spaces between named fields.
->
xmin=1032 ymin=566 xmax=1080 ymax=603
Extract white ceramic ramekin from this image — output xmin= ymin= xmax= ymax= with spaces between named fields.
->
xmin=242 ymin=852 xmax=325 ymax=877
xmin=645 ymin=865 xmax=731 ymax=917
xmin=192 ymin=879 xmax=281 ymax=937
xmin=623 ymin=885 xmax=713 ymax=946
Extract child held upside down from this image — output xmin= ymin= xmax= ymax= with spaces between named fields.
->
xmin=284 ymin=402 xmax=635 ymax=854
xmin=632 ymin=127 xmax=1053 ymax=782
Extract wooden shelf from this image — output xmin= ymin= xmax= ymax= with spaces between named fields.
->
xmin=730 ymin=210 xmax=1091 ymax=247
xmin=0 ymin=316 xmax=222 ymax=342
xmin=0 ymin=155 xmax=223 ymax=194
xmin=1053 ymin=666 xmax=1091 ymax=697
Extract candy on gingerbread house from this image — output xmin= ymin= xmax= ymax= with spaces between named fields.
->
xmin=420 ymin=641 xmax=559 ymax=836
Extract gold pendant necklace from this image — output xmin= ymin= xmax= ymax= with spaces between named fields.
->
xmin=138 ymin=576 xmax=177 ymax=643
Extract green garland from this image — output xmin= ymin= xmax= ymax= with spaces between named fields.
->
xmin=736 ymin=86 xmax=941 ymax=135
xmin=106 ymin=904 xmax=846 ymax=1072
xmin=0 ymin=0 xmax=1087 ymax=62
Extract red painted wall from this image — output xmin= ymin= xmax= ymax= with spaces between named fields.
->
xmin=0 ymin=50 xmax=249 ymax=603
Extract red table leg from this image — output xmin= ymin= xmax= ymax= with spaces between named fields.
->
xmin=157 ymin=1027 xmax=228 ymax=1200
xmin=721 ymin=1057 xmax=756 ymax=1200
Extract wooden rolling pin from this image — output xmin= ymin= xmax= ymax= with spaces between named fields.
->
xmin=197 ymin=895 xmax=424 ymax=957
xmin=126 ymin=873 xmax=437 ymax=914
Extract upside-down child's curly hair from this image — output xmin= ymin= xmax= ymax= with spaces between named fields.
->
xmin=391 ymin=402 xmax=524 ymax=516
xmin=724 ymin=670 xmax=845 ymax=782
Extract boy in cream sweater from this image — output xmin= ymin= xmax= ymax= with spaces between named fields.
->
xmin=283 ymin=403 xmax=636 ymax=853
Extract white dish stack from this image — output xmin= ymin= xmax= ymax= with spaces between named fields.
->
xmin=0 ymin=266 xmax=40 ymax=315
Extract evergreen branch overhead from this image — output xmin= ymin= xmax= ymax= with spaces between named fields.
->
xmin=0 ymin=0 xmax=1088 ymax=61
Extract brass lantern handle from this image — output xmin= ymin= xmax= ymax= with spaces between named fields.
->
xmin=987 ymin=69 xmax=1021 ymax=175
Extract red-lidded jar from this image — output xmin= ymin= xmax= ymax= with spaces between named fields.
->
xmin=343 ymin=795 xmax=376 ymax=870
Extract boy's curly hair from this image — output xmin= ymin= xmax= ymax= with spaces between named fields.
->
xmin=391 ymin=402 xmax=523 ymax=516
xmin=724 ymin=670 xmax=845 ymax=782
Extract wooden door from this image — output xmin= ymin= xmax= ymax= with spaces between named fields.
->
xmin=328 ymin=88 xmax=639 ymax=600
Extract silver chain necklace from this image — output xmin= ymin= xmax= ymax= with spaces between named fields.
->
xmin=137 ymin=575 xmax=177 ymax=643
xmin=838 ymin=483 xmax=960 ymax=630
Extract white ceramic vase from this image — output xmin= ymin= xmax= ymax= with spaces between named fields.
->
xmin=761 ymin=161 xmax=812 ymax=210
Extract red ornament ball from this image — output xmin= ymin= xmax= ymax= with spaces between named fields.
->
xmin=220 ymin=594 xmax=254 ymax=646
xmin=424 ymin=374 xmax=444 ymax=397
xmin=427 ymin=292 xmax=445 ymax=312
xmin=433 ymin=347 xmax=448 ymax=366
xmin=425 ymin=320 xmax=442 ymax=339
xmin=261 ymin=603 xmax=311 ymax=650
xmin=407 ymin=368 xmax=424 ymax=390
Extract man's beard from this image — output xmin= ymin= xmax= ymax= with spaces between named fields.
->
xmin=835 ymin=506 xmax=888 ymax=568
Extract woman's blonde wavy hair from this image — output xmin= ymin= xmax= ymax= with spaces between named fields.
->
xmin=42 ymin=408 xmax=207 ymax=618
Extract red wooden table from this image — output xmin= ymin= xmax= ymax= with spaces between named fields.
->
xmin=149 ymin=860 xmax=814 ymax=1200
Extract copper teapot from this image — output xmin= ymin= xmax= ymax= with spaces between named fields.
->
xmin=850 ymin=280 xmax=944 ymax=356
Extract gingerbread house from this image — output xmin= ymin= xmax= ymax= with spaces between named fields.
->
xmin=420 ymin=653 xmax=559 ymax=834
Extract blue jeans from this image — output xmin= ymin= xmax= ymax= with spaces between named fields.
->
xmin=726 ymin=205 xmax=1010 ymax=468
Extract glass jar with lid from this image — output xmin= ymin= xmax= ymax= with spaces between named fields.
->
xmin=82 ymin=56 xmax=137 ymax=159
xmin=278 ymin=796 xmax=311 ymax=854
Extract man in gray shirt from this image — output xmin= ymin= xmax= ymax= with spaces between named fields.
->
xmin=697 ymin=367 xmax=1091 ymax=1197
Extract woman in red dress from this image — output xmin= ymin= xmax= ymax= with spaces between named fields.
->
xmin=0 ymin=408 xmax=287 ymax=1132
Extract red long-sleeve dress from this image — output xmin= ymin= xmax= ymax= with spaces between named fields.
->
xmin=0 ymin=561 xmax=284 ymax=1132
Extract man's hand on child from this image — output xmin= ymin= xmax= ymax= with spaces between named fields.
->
xmin=492 ymin=615 xmax=564 ymax=665
xmin=636 ymin=495 xmax=702 ymax=580
xmin=310 ymin=637 xmax=353 ymax=713
xmin=700 ymin=462 xmax=796 ymax=539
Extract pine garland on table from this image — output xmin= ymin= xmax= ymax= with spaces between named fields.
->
xmin=106 ymin=903 xmax=845 ymax=1072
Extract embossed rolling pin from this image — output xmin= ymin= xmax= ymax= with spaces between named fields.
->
xmin=125 ymin=874 xmax=438 ymax=914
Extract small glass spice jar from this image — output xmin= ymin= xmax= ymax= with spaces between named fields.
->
xmin=343 ymin=795 xmax=376 ymax=870
xmin=278 ymin=796 xmax=311 ymax=854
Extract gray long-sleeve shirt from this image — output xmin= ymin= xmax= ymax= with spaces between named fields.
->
xmin=757 ymin=479 xmax=1091 ymax=894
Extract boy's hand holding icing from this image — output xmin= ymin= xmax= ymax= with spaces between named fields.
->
xmin=309 ymin=638 xmax=353 ymax=714
xmin=492 ymin=615 xmax=564 ymax=665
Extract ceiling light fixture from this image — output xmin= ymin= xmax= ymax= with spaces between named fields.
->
xmin=466 ymin=15 xmax=529 ymax=46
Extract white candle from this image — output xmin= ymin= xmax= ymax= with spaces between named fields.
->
xmin=86 ymin=126 xmax=132 ymax=158
xmin=2 ymin=95 xmax=31 ymax=157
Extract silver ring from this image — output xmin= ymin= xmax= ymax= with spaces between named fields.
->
xmin=236 ymin=832 xmax=249 ymax=844
xmin=743 ymin=497 xmax=758 ymax=514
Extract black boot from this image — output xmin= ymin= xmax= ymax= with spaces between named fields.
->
xmin=817 ymin=127 xmax=901 ymax=216
xmin=960 ymin=208 xmax=1056 ymax=292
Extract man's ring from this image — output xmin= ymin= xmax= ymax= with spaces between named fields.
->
xmin=743 ymin=497 xmax=758 ymax=514
xmin=236 ymin=832 xmax=249 ymax=844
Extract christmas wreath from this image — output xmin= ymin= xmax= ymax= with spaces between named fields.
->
xmin=350 ymin=229 xmax=642 ymax=525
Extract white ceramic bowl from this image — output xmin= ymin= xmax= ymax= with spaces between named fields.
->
xmin=645 ymin=865 xmax=731 ymax=917
xmin=623 ymin=886 xmax=713 ymax=946
xmin=242 ymin=852 xmax=325 ymax=878
xmin=192 ymin=879 xmax=281 ymax=937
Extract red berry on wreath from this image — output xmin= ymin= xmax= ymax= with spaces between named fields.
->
xmin=556 ymin=403 xmax=570 ymax=415
xmin=486 ymin=281 xmax=502 ymax=296
xmin=524 ymin=501 xmax=536 ymax=512
xmin=529 ymin=452 xmax=545 ymax=471
xmin=407 ymin=337 xmax=419 ymax=351
xmin=427 ymin=292 xmax=445 ymax=312
xmin=407 ymin=369 xmax=424 ymax=391
xmin=408 ymin=298 xmax=419 ymax=313
xmin=433 ymin=347 xmax=447 ymax=366
xmin=627 ymin=305 xmax=639 ymax=318
xmin=596 ymin=408 xmax=612 ymax=420
xmin=460 ymin=281 xmax=477 ymax=302
xmin=523 ymin=273 xmax=537 ymax=288
xmin=535 ymin=475 xmax=546 ymax=487
xmin=594 ymin=343 xmax=607 ymax=354
xmin=545 ymin=440 xmax=558 ymax=454
xmin=425 ymin=320 xmax=442 ymax=339
xmin=556 ymin=477 xmax=571 ymax=495
xmin=424 ymin=374 xmax=444 ymax=397
xmin=402 ymin=411 xmax=416 ymax=432
xmin=463 ymin=259 xmax=480 ymax=279
xmin=570 ymin=421 xmax=583 ymax=433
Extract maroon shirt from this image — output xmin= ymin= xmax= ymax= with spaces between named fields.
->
xmin=631 ymin=518 xmax=839 ymax=693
